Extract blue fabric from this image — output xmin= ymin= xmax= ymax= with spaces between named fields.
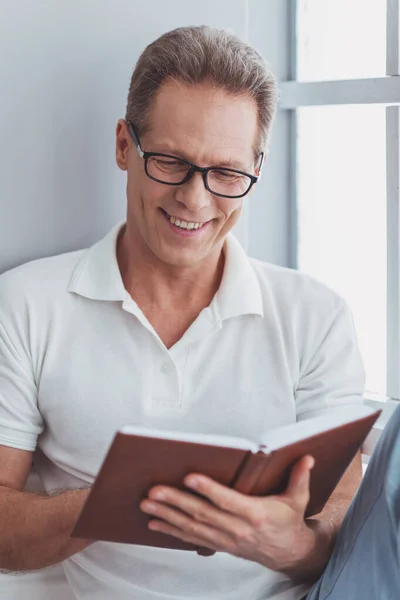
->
xmin=306 ymin=405 xmax=400 ymax=600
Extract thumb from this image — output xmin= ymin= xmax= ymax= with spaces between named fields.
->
xmin=285 ymin=455 xmax=314 ymax=511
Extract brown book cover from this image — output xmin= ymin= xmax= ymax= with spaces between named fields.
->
xmin=72 ymin=409 xmax=380 ymax=555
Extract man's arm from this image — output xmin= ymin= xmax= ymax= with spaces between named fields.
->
xmin=0 ymin=445 xmax=92 ymax=572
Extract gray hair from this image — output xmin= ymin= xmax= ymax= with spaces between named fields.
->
xmin=125 ymin=25 xmax=278 ymax=160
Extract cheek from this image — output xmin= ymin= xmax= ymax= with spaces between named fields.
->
xmin=221 ymin=202 xmax=243 ymax=229
xmin=211 ymin=202 xmax=243 ymax=244
xmin=128 ymin=176 xmax=170 ymax=215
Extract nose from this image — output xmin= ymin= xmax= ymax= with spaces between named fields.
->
xmin=174 ymin=170 xmax=212 ymax=213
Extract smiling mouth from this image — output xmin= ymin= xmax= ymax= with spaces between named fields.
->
xmin=160 ymin=208 xmax=211 ymax=231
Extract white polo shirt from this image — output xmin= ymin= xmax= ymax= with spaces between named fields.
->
xmin=0 ymin=223 xmax=365 ymax=600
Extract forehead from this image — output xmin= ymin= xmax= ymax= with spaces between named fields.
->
xmin=144 ymin=80 xmax=258 ymax=166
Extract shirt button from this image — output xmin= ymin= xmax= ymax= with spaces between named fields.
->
xmin=161 ymin=363 xmax=169 ymax=374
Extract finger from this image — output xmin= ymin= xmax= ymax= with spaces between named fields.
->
xmin=284 ymin=455 xmax=314 ymax=510
xmin=144 ymin=488 xmax=250 ymax=536
xmin=183 ymin=475 xmax=256 ymax=519
xmin=147 ymin=519 xmax=221 ymax=551
xmin=142 ymin=501 xmax=236 ymax=552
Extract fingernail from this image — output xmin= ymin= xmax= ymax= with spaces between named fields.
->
xmin=185 ymin=476 xmax=199 ymax=488
xmin=141 ymin=501 xmax=156 ymax=513
xmin=152 ymin=490 xmax=166 ymax=501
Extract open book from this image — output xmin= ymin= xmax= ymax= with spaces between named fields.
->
xmin=72 ymin=404 xmax=380 ymax=554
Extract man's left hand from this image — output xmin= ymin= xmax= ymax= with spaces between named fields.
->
xmin=140 ymin=455 xmax=334 ymax=579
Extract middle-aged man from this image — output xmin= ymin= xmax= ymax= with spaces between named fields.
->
xmin=0 ymin=25 xmax=399 ymax=600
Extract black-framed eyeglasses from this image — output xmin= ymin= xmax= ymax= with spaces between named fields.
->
xmin=126 ymin=120 xmax=263 ymax=199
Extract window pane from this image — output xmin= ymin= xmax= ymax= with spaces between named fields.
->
xmin=297 ymin=105 xmax=387 ymax=395
xmin=297 ymin=0 xmax=387 ymax=82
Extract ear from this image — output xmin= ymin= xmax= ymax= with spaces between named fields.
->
xmin=115 ymin=119 xmax=131 ymax=171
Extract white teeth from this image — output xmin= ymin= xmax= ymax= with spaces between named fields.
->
xmin=168 ymin=214 xmax=204 ymax=230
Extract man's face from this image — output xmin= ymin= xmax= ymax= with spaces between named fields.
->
xmin=117 ymin=80 xmax=260 ymax=268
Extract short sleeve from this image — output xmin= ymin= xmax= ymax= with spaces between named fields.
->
xmin=0 ymin=319 xmax=44 ymax=450
xmin=295 ymin=302 xmax=366 ymax=421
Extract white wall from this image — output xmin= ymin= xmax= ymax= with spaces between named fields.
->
xmin=0 ymin=0 xmax=290 ymax=275
xmin=0 ymin=1 xmax=290 ymax=596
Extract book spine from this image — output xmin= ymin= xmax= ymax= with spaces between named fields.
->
xmin=231 ymin=451 xmax=270 ymax=495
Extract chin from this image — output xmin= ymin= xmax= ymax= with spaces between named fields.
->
xmin=155 ymin=244 xmax=209 ymax=268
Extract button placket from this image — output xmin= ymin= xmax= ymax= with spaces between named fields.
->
xmin=150 ymin=355 xmax=181 ymax=411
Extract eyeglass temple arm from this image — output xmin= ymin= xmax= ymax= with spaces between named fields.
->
xmin=126 ymin=120 xmax=144 ymax=158
xmin=257 ymin=152 xmax=265 ymax=178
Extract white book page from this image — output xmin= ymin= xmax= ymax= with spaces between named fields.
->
xmin=260 ymin=405 xmax=376 ymax=452
xmin=120 ymin=405 xmax=376 ymax=455
xmin=120 ymin=425 xmax=259 ymax=453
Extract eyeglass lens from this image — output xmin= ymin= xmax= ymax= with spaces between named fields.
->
xmin=146 ymin=155 xmax=252 ymax=197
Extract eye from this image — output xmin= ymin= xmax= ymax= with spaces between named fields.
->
xmin=157 ymin=159 xmax=180 ymax=166
xmin=152 ymin=157 xmax=187 ymax=172
xmin=213 ymin=170 xmax=242 ymax=182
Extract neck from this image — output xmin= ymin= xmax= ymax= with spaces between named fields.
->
xmin=117 ymin=223 xmax=225 ymax=313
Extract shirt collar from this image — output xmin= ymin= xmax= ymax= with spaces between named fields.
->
xmin=67 ymin=222 xmax=127 ymax=301
xmin=212 ymin=234 xmax=264 ymax=321
xmin=68 ymin=223 xmax=264 ymax=320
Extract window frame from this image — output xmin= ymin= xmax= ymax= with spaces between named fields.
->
xmin=282 ymin=0 xmax=400 ymax=426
